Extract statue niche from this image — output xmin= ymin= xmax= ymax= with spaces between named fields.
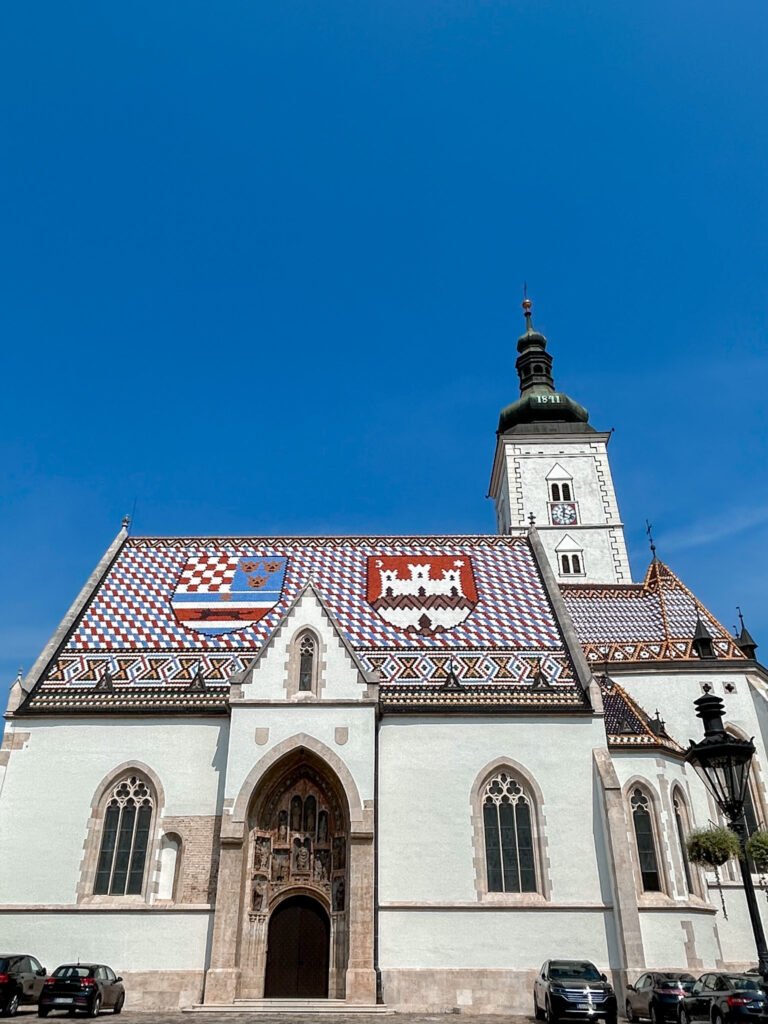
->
xmin=248 ymin=766 xmax=346 ymax=912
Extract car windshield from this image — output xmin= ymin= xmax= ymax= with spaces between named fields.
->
xmin=726 ymin=977 xmax=764 ymax=992
xmin=53 ymin=967 xmax=91 ymax=979
xmin=0 ymin=959 xmax=8 ymax=972
xmin=550 ymin=962 xmax=602 ymax=982
xmin=657 ymin=975 xmax=696 ymax=990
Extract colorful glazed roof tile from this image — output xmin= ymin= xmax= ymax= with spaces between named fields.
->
xmin=600 ymin=675 xmax=683 ymax=752
xmin=22 ymin=533 xmax=586 ymax=713
xmin=561 ymin=559 xmax=744 ymax=664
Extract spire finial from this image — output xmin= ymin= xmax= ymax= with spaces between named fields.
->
xmin=121 ymin=514 xmax=131 ymax=531
xmin=645 ymin=519 xmax=657 ymax=560
xmin=738 ymin=606 xmax=745 ymax=631
xmin=522 ymin=283 xmax=533 ymax=333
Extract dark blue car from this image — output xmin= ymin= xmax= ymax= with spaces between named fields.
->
xmin=678 ymin=973 xmax=767 ymax=1024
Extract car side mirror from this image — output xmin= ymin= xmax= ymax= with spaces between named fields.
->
xmin=116 ymin=977 xmax=123 ymax=983
xmin=601 ymin=974 xmax=607 ymax=983
xmin=627 ymin=984 xmax=635 ymax=992
xmin=37 ymin=968 xmax=46 ymax=976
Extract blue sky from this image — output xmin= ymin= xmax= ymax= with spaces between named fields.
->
xmin=1 ymin=1 xmax=767 ymax=694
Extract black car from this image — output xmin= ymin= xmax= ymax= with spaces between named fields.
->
xmin=678 ymin=973 xmax=767 ymax=1024
xmin=626 ymin=972 xmax=697 ymax=1023
xmin=534 ymin=959 xmax=618 ymax=1024
xmin=38 ymin=964 xmax=125 ymax=1017
xmin=0 ymin=955 xmax=48 ymax=1016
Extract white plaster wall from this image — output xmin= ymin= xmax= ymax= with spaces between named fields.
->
xmin=242 ymin=590 xmax=368 ymax=703
xmin=492 ymin=434 xmax=631 ymax=583
xmin=224 ymin=705 xmax=376 ymax=808
xmin=0 ymin=910 xmax=211 ymax=972
xmin=710 ymin=883 xmax=768 ymax=967
xmin=379 ymin=908 xmax=612 ymax=969
xmin=379 ymin=715 xmax=609 ymax=905
xmin=639 ymin=910 xmax=722 ymax=969
xmin=0 ymin=717 xmax=227 ymax=904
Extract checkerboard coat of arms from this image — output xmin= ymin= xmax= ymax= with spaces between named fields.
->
xmin=366 ymin=555 xmax=478 ymax=636
xmin=171 ymin=554 xmax=288 ymax=635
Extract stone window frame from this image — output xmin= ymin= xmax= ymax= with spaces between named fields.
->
xmin=670 ymin=784 xmax=703 ymax=899
xmin=470 ymin=757 xmax=551 ymax=903
xmin=76 ymin=762 xmax=165 ymax=905
xmin=285 ymin=626 xmax=325 ymax=699
xmin=624 ymin=777 xmax=671 ymax=900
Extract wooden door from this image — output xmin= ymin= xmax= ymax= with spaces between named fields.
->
xmin=264 ymin=895 xmax=330 ymax=998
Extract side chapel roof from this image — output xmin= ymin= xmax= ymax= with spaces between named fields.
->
xmin=560 ymin=558 xmax=745 ymax=665
xmin=600 ymin=676 xmax=683 ymax=753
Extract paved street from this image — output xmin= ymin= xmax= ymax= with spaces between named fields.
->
xmin=13 ymin=1013 xmax=528 ymax=1024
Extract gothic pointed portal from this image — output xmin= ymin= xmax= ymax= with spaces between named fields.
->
xmin=497 ymin=295 xmax=593 ymax=435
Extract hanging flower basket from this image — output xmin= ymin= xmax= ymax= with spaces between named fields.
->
xmin=686 ymin=827 xmax=741 ymax=867
xmin=746 ymin=831 xmax=768 ymax=871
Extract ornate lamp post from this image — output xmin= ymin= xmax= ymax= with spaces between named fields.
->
xmin=686 ymin=693 xmax=768 ymax=980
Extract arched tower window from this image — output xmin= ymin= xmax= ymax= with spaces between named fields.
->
xmin=630 ymin=787 xmax=663 ymax=893
xmin=93 ymin=775 xmax=154 ymax=896
xmin=482 ymin=771 xmax=538 ymax=893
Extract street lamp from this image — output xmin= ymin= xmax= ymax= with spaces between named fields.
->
xmin=686 ymin=693 xmax=768 ymax=981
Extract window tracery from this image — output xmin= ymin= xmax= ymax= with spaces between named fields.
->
xmin=298 ymin=633 xmax=316 ymax=691
xmin=93 ymin=775 xmax=154 ymax=896
xmin=630 ymin=787 xmax=662 ymax=892
xmin=482 ymin=771 xmax=537 ymax=893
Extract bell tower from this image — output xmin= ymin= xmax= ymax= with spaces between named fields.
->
xmin=488 ymin=296 xmax=632 ymax=585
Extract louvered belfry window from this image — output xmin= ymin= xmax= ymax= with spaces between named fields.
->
xmin=482 ymin=772 xmax=537 ymax=893
xmin=94 ymin=776 xmax=154 ymax=896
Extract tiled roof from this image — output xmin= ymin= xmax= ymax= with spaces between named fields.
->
xmin=561 ymin=559 xmax=744 ymax=664
xmin=22 ymin=534 xmax=584 ymax=713
xmin=600 ymin=675 xmax=683 ymax=753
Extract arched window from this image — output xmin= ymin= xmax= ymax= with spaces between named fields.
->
xmin=292 ymin=630 xmax=319 ymax=694
xmin=561 ymin=554 xmax=571 ymax=574
xmin=672 ymin=790 xmax=694 ymax=896
xmin=630 ymin=787 xmax=662 ymax=892
xmin=157 ymin=832 xmax=182 ymax=901
xmin=93 ymin=775 xmax=154 ymax=896
xmin=551 ymin=483 xmax=561 ymax=502
xmin=482 ymin=771 xmax=537 ymax=893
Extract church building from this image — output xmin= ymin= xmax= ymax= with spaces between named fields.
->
xmin=2 ymin=299 xmax=767 ymax=1012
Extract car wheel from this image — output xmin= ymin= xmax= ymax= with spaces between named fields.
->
xmin=88 ymin=995 xmax=101 ymax=1018
xmin=712 ymin=1012 xmax=723 ymax=1024
xmin=546 ymin=999 xmax=559 ymax=1024
xmin=3 ymin=993 xmax=19 ymax=1018
xmin=112 ymin=995 xmax=124 ymax=1016
xmin=626 ymin=1002 xmax=635 ymax=1023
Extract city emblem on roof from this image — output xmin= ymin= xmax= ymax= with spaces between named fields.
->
xmin=366 ymin=555 xmax=478 ymax=636
xmin=171 ymin=553 xmax=288 ymax=635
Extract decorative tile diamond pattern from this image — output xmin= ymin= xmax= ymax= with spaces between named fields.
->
xmin=34 ymin=535 xmax=580 ymax=700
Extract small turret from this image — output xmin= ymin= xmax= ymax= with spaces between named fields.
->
xmin=736 ymin=607 xmax=758 ymax=660
xmin=692 ymin=613 xmax=716 ymax=660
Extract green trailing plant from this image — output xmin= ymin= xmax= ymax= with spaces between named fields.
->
xmin=686 ymin=827 xmax=741 ymax=867
xmin=746 ymin=831 xmax=768 ymax=871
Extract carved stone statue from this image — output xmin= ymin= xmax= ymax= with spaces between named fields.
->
xmin=295 ymin=844 xmax=310 ymax=873
xmin=314 ymin=854 xmax=327 ymax=882
xmin=252 ymin=881 xmax=266 ymax=911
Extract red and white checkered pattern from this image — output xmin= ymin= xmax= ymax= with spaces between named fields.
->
xmin=175 ymin=554 xmax=239 ymax=594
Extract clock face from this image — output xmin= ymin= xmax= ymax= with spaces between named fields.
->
xmin=550 ymin=502 xmax=577 ymax=526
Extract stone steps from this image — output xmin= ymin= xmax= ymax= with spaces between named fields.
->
xmin=186 ymin=998 xmax=392 ymax=1013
